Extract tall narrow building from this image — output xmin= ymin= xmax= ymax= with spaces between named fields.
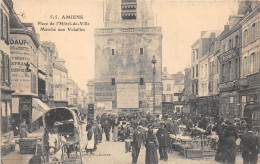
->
xmin=94 ymin=0 xmax=162 ymax=114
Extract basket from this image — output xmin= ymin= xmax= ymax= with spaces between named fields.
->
xmin=19 ymin=138 xmax=37 ymax=154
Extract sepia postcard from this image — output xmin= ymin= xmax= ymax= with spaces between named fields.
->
xmin=1 ymin=0 xmax=260 ymax=164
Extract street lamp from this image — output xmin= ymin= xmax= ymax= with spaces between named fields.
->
xmin=151 ymin=56 xmax=157 ymax=116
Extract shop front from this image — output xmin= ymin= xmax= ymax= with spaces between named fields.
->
xmin=198 ymin=95 xmax=220 ymax=117
xmin=219 ymin=81 xmax=240 ymax=121
xmin=12 ymin=94 xmax=50 ymax=133
xmin=239 ymin=72 xmax=260 ymax=128
xmin=1 ymin=88 xmax=15 ymax=134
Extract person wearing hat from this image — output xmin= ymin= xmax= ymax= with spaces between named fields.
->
xmin=112 ymin=118 xmax=119 ymax=142
xmin=222 ymin=120 xmax=238 ymax=164
xmin=19 ymin=119 xmax=28 ymax=139
xmin=156 ymin=122 xmax=170 ymax=161
xmin=103 ymin=120 xmax=110 ymax=141
xmin=214 ymin=121 xmax=228 ymax=162
xmin=240 ymin=124 xmax=259 ymax=164
xmin=145 ymin=124 xmax=158 ymax=164
xmin=131 ymin=126 xmax=145 ymax=164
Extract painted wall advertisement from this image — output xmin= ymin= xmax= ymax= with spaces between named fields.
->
xmin=117 ymin=84 xmax=139 ymax=108
xmin=9 ymin=35 xmax=37 ymax=93
xmin=95 ymin=83 xmax=116 ymax=101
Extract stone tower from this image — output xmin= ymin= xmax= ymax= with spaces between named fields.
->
xmin=94 ymin=0 xmax=162 ymax=114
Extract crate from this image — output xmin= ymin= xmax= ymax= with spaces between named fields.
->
xmin=186 ymin=149 xmax=202 ymax=158
xmin=1 ymin=143 xmax=16 ymax=156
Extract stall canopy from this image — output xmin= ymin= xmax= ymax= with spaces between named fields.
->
xmin=32 ymin=98 xmax=50 ymax=122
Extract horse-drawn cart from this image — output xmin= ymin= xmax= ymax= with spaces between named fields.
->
xmin=42 ymin=107 xmax=83 ymax=164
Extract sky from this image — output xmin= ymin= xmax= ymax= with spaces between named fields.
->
xmin=12 ymin=0 xmax=239 ymax=91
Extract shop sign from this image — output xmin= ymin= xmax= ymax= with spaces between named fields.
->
xmin=219 ymin=81 xmax=239 ymax=92
xmin=218 ymin=48 xmax=239 ymax=63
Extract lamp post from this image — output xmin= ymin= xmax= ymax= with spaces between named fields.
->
xmin=151 ymin=56 xmax=157 ymax=116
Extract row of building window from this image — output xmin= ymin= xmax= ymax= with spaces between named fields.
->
xmin=243 ymin=20 xmax=260 ymax=47
xmin=192 ymin=83 xmax=198 ymax=96
xmin=192 ymin=49 xmax=199 ymax=62
xmin=209 ymin=60 xmax=220 ymax=75
xmin=220 ymin=58 xmax=239 ymax=83
xmin=242 ymin=51 xmax=260 ymax=77
xmin=221 ymin=35 xmax=239 ymax=54
xmin=0 ymin=9 xmax=9 ymax=43
xmin=111 ymin=48 xmax=143 ymax=55
xmin=192 ymin=64 xmax=199 ymax=78
xmin=200 ymin=63 xmax=208 ymax=79
xmin=53 ymin=88 xmax=67 ymax=101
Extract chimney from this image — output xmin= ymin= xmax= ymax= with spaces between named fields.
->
xmin=210 ymin=32 xmax=216 ymax=39
xmin=163 ymin=67 xmax=167 ymax=73
xmin=201 ymin=31 xmax=207 ymax=37
xmin=229 ymin=15 xmax=243 ymax=28
xmin=224 ymin=24 xmax=229 ymax=31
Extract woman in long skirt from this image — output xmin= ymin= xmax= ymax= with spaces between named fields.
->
xmin=113 ymin=119 xmax=119 ymax=142
xmin=145 ymin=125 xmax=158 ymax=164
xmin=85 ymin=125 xmax=96 ymax=154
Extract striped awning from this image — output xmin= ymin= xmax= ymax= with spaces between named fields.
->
xmin=32 ymin=98 xmax=50 ymax=122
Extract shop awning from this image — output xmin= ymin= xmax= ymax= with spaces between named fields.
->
xmin=32 ymin=98 xmax=50 ymax=122
xmin=244 ymin=104 xmax=260 ymax=111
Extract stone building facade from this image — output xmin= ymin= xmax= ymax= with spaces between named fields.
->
xmin=1 ymin=0 xmax=14 ymax=135
xmin=239 ymin=2 xmax=260 ymax=126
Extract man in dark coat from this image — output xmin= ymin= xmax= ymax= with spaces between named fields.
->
xmin=131 ymin=126 xmax=145 ymax=164
xmin=165 ymin=119 xmax=173 ymax=134
xmin=103 ymin=120 xmax=110 ymax=141
xmin=240 ymin=125 xmax=259 ymax=164
xmin=156 ymin=122 xmax=171 ymax=161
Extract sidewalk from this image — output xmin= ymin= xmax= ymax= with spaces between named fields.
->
xmin=2 ymin=128 xmax=44 ymax=164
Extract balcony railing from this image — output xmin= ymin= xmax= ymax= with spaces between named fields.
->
xmin=95 ymin=27 xmax=162 ymax=35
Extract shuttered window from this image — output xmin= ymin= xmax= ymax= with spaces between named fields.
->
xmin=1 ymin=52 xmax=4 ymax=82
xmin=1 ymin=9 xmax=3 ymax=39
xmin=4 ymin=54 xmax=9 ymax=83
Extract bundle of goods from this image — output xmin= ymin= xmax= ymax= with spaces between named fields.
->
xmin=1 ymin=132 xmax=16 ymax=156
xmin=190 ymin=127 xmax=206 ymax=137
xmin=19 ymin=137 xmax=37 ymax=154
xmin=1 ymin=143 xmax=16 ymax=156
xmin=170 ymin=134 xmax=192 ymax=142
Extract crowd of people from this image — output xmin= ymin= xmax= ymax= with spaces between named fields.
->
xmin=84 ymin=112 xmax=259 ymax=164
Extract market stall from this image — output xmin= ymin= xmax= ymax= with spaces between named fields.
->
xmin=169 ymin=126 xmax=217 ymax=158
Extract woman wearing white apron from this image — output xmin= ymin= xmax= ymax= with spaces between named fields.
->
xmin=113 ymin=119 xmax=119 ymax=142
xmin=85 ymin=125 xmax=95 ymax=154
